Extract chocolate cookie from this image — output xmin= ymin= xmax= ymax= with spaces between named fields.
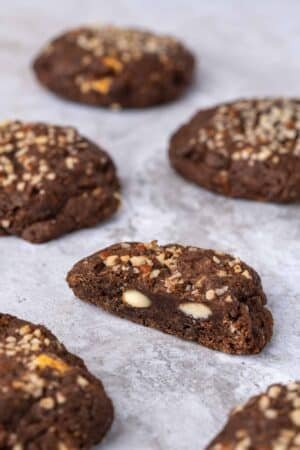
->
xmin=206 ymin=381 xmax=300 ymax=450
xmin=169 ymin=98 xmax=300 ymax=202
xmin=33 ymin=26 xmax=195 ymax=108
xmin=0 ymin=313 xmax=113 ymax=449
xmin=67 ymin=241 xmax=273 ymax=355
xmin=0 ymin=121 xmax=120 ymax=243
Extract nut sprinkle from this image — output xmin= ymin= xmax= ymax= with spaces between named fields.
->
xmin=206 ymin=381 xmax=300 ymax=450
xmin=0 ymin=120 xmax=120 ymax=242
xmin=169 ymin=98 xmax=300 ymax=202
xmin=0 ymin=313 xmax=113 ymax=449
xmin=33 ymin=25 xmax=195 ymax=108
xmin=67 ymin=241 xmax=273 ymax=355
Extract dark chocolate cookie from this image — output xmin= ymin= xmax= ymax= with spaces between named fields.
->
xmin=206 ymin=381 xmax=300 ymax=450
xmin=0 ymin=120 xmax=120 ymax=243
xmin=67 ymin=241 xmax=273 ymax=355
xmin=169 ymin=98 xmax=300 ymax=202
xmin=33 ymin=26 xmax=195 ymax=108
xmin=0 ymin=313 xmax=113 ymax=449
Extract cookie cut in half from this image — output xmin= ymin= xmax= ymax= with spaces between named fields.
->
xmin=169 ymin=98 xmax=300 ymax=202
xmin=67 ymin=241 xmax=273 ymax=355
xmin=0 ymin=313 xmax=113 ymax=449
xmin=0 ymin=120 xmax=120 ymax=243
xmin=206 ymin=381 xmax=300 ymax=450
xmin=33 ymin=25 xmax=195 ymax=108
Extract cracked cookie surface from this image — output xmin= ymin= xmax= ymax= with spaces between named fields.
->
xmin=33 ymin=26 xmax=195 ymax=108
xmin=0 ymin=120 xmax=120 ymax=243
xmin=67 ymin=241 xmax=273 ymax=355
xmin=206 ymin=381 xmax=300 ymax=450
xmin=0 ymin=313 xmax=113 ymax=450
xmin=169 ymin=98 xmax=300 ymax=202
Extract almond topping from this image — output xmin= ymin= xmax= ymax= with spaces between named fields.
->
xmin=122 ymin=289 xmax=151 ymax=308
xmin=178 ymin=302 xmax=212 ymax=320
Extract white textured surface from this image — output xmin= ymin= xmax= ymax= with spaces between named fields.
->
xmin=1 ymin=1 xmax=300 ymax=449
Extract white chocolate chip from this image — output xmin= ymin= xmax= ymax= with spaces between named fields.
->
xmin=122 ymin=289 xmax=151 ymax=308
xmin=178 ymin=302 xmax=212 ymax=320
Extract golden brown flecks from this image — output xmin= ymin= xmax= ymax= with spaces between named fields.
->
xmin=97 ymin=241 xmax=258 ymax=310
xmin=0 ymin=121 xmax=98 ymax=191
xmin=0 ymin=316 xmax=99 ymax=448
xmin=80 ymin=77 xmax=113 ymax=94
xmin=32 ymin=354 xmax=70 ymax=373
xmin=209 ymin=382 xmax=300 ymax=450
xmin=191 ymin=99 xmax=300 ymax=166
xmin=53 ymin=26 xmax=187 ymax=95
xmin=75 ymin=26 xmax=180 ymax=62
